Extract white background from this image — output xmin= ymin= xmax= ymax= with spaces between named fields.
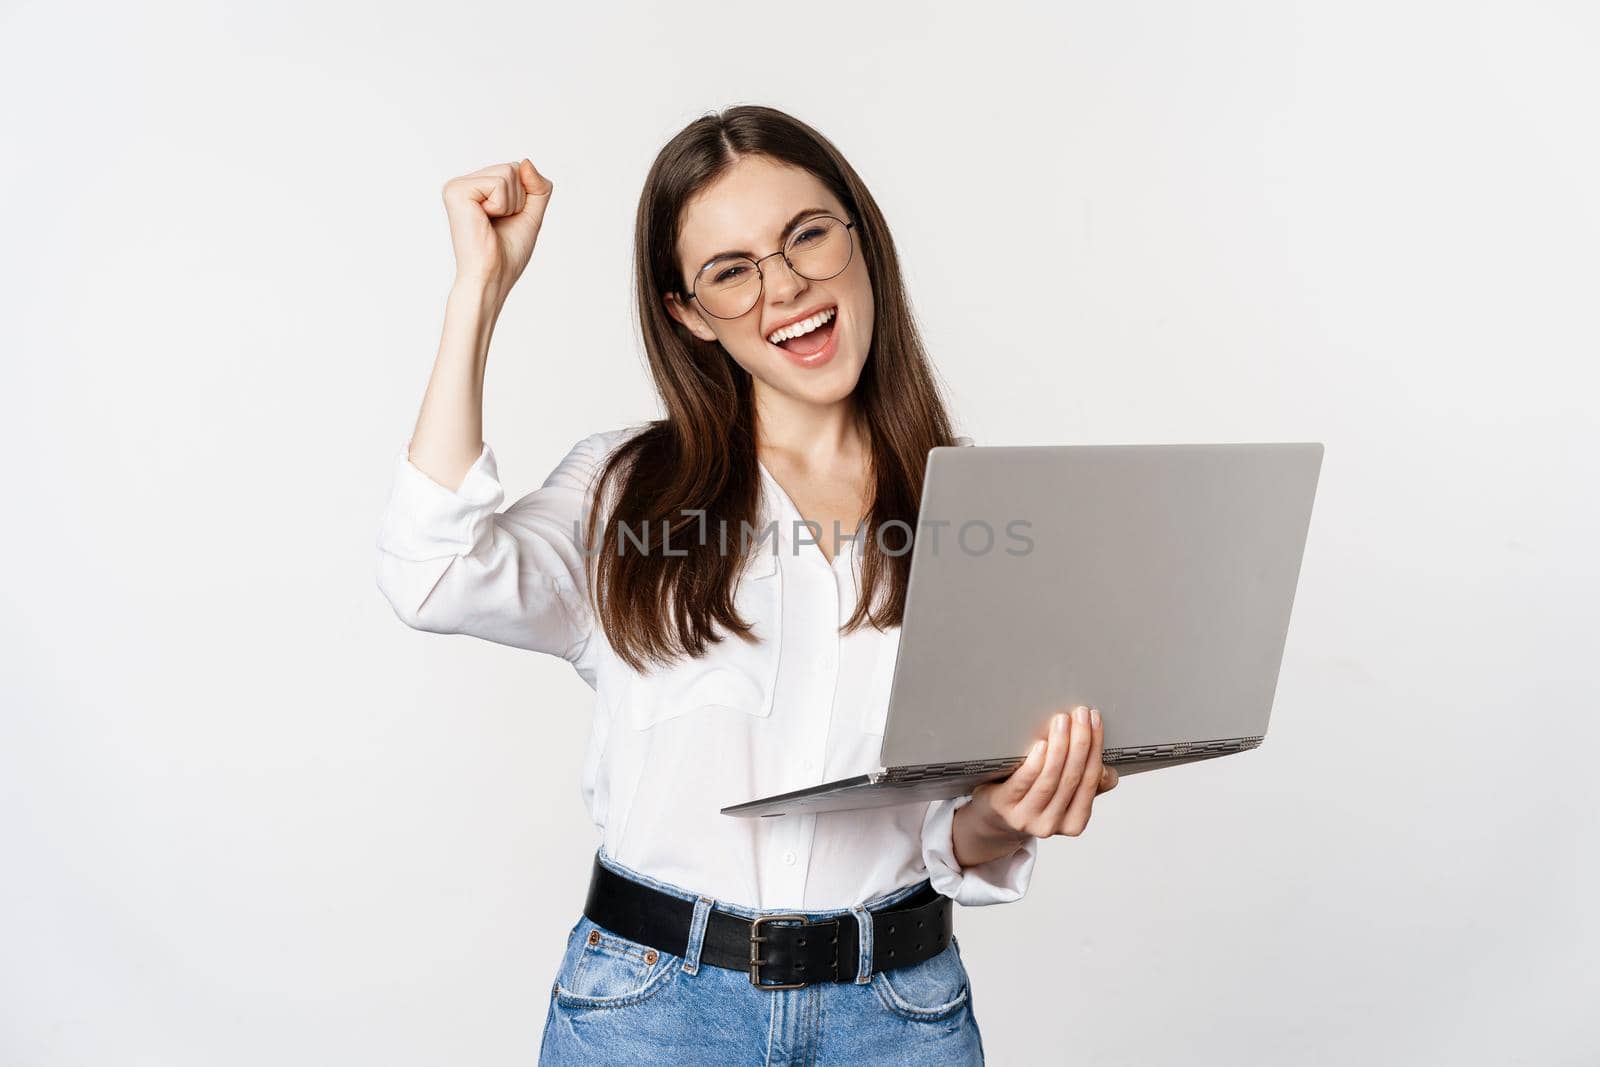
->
xmin=3 ymin=1 xmax=1596 ymax=1063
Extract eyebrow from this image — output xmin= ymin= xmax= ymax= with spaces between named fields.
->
xmin=694 ymin=207 xmax=834 ymax=274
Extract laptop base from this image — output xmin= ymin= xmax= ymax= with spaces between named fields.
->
xmin=720 ymin=736 xmax=1264 ymax=818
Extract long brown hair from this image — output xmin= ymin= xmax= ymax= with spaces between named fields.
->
xmin=584 ymin=104 xmax=959 ymax=672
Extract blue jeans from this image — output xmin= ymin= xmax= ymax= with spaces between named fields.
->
xmin=539 ymin=850 xmax=986 ymax=1065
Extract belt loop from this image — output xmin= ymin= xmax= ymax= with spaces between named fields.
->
xmin=850 ymin=904 xmax=873 ymax=985
xmin=681 ymin=896 xmax=714 ymax=976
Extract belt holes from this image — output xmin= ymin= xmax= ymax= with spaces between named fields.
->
xmin=888 ymin=948 xmax=896 ymax=958
xmin=916 ymin=920 xmax=924 ymax=929
xmin=888 ymin=924 xmax=896 ymax=934
xmin=798 ymin=937 xmax=807 ymax=946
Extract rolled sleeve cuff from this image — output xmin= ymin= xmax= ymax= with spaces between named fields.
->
xmin=920 ymin=794 xmax=1038 ymax=906
xmin=377 ymin=438 xmax=504 ymax=560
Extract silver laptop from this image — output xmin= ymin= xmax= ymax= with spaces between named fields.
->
xmin=721 ymin=441 xmax=1324 ymax=818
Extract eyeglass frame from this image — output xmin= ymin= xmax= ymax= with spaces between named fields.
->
xmin=681 ymin=214 xmax=858 ymax=320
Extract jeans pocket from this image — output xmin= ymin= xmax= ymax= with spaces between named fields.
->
xmin=871 ymin=939 xmax=971 ymax=1022
xmin=552 ymin=916 xmax=680 ymax=1010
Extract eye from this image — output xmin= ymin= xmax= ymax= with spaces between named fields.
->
xmin=790 ymin=225 xmax=827 ymax=247
xmin=712 ymin=264 xmax=749 ymax=285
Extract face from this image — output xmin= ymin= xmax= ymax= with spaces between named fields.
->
xmin=665 ymin=155 xmax=875 ymax=409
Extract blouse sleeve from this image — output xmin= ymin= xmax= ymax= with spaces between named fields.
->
xmin=374 ymin=430 xmax=625 ymax=661
xmin=919 ymin=795 xmax=1039 ymax=906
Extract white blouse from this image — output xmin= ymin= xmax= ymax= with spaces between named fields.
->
xmin=374 ymin=425 xmax=1038 ymax=911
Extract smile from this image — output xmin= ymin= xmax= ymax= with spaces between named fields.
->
xmin=765 ymin=306 xmax=836 ymax=346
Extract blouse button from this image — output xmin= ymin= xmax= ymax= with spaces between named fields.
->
xmin=783 ymin=850 xmax=797 ymax=866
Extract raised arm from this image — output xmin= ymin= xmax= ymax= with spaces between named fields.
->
xmin=408 ymin=158 xmax=553 ymax=490
xmin=375 ymin=158 xmax=623 ymax=662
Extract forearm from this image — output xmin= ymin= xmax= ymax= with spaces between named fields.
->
xmin=406 ymin=275 xmax=507 ymax=492
xmin=950 ymin=790 xmax=1031 ymax=869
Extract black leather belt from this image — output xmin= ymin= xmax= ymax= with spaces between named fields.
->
xmin=582 ymin=855 xmax=954 ymax=990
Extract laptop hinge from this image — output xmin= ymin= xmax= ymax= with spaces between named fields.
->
xmin=880 ymin=757 xmax=1021 ymax=784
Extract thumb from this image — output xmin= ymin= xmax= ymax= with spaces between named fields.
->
xmin=518 ymin=158 xmax=553 ymax=197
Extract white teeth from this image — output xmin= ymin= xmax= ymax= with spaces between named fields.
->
xmin=766 ymin=307 xmax=835 ymax=345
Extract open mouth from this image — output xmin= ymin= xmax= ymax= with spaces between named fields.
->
xmin=766 ymin=306 xmax=837 ymax=357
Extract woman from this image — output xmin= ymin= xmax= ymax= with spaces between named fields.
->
xmin=376 ymin=105 xmax=1117 ymax=1065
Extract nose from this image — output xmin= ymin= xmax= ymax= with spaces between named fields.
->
xmin=759 ymin=251 xmax=807 ymax=306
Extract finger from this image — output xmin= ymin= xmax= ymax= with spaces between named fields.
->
xmin=1011 ymin=711 xmax=1069 ymax=825
xmin=475 ymin=164 xmax=522 ymax=211
xmin=488 ymin=174 xmax=514 ymax=216
xmin=1097 ymin=765 xmax=1119 ymax=794
xmin=519 ymin=157 xmax=554 ymax=198
xmin=1014 ymin=710 xmax=1072 ymax=828
xmin=452 ymin=173 xmax=513 ymax=217
xmin=1040 ymin=705 xmax=1093 ymax=830
xmin=441 ymin=173 xmax=506 ymax=212
xmin=1059 ymin=708 xmax=1106 ymax=835
xmin=996 ymin=737 xmax=1047 ymax=805
xmin=506 ymin=162 xmax=525 ymax=216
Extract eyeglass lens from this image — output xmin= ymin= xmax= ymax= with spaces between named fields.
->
xmin=692 ymin=216 xmax=852 ymax=319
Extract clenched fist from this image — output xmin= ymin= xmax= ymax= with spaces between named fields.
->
xmin=441 ymin=158 xmax=554 ymax=292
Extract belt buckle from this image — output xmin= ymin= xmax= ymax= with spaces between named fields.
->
xmin=749 ymin=913 xmax=812 ymax=990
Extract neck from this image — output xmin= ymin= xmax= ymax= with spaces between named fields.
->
xmin=752 ymin=385 xmax=865 ymax=471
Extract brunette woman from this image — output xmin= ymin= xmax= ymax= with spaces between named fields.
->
xmin=377 ymin=104 xmax=1116 ymax=1065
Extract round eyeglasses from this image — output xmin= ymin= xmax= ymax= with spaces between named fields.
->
xmin=684 ymin=215 xmax=857 ymax=320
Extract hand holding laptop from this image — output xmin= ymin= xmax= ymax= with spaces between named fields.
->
xmin=953 ymin=704 xmax=1119 ymax=866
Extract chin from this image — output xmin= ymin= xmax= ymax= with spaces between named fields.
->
xmin=776 ymin=355 xmax=865 ymax=405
